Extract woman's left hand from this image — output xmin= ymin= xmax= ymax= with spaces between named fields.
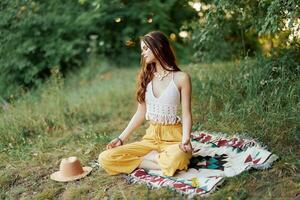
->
xmin=179 ymin=140 xmax=193 ymax=153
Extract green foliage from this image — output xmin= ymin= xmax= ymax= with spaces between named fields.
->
xmin=190 ymin=0 xmax=300 ymax=62
xmin=0 ymin=0 xmax=95 ymax=98
xmin=0 ymin=0 xmax=197 ymax=98
xmin=0 ymin=59 xmax=124 ymax=149
xmin=0 ymin=61 xmax=299 ymax=199
xmin=192 ymin=50 xmax=299 ymax=152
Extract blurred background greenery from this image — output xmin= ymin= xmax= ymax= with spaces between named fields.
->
xmin=1 ymin=0 xmax=299 ymax=99
xmin=0 ymin=0 xmax=299 ymax=199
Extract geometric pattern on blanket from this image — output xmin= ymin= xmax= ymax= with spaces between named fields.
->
xmin=124 ymin=130 xmax=279 ymax=199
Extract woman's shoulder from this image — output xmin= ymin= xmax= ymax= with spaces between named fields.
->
xmin=173 ymin=70 xmax=191 ymax=89
xmin=174 ymin=71 xmax=191 ymax=82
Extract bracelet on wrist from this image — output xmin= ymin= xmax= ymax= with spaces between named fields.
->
xmin=117 ymin=137 xmax=123 ymax=145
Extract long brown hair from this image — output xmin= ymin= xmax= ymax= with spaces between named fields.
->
xmin=136 ymin=31 xmax=181 ymax=103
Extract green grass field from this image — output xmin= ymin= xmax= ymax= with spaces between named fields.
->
xmin=0 ymin=58 xmax=299 ymax=199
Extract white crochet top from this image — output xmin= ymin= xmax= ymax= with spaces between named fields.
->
xmin=145 ymin=71 xmax=181 ymax=124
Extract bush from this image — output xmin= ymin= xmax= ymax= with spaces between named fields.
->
xmin=0 ymin=0 xmax=96 ymax=98
xmin=0 ymin=0 xmax=197 ymax=99
xmin=189 ymin=0 xmax=300 ymax=62
xmin=192 ymin=48 xmax=299 ymax=152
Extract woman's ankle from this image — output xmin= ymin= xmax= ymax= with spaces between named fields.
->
xmin=144 ymin=150 xmax=159 ymax=163
xmin=139 ymin=159 xmax=160 ymax=170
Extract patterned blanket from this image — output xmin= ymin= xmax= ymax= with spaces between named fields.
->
xmin=124 ymin=130 xmax=279 ymax=198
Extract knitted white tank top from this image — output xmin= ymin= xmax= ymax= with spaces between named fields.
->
xmin=145 ymin=71 xmax=181 ymax=124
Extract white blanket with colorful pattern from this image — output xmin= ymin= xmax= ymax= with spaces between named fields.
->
xmin=124 ymin=130 xmax=278 ymax=198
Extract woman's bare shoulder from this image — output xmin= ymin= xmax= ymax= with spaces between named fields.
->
xmin=174 ymin=71 xmax=190 ymax=90
xmin=174 ymin=71 xmax=190 ymax=85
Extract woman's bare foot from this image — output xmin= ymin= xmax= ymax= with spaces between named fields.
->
xmin=139 ymin=150 xmax=160 ymax=170
xmin=144 ymin=150 xmax=159 ymax=162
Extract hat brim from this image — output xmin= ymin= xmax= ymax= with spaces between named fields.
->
xmin=50 ymin=166 xmax=92 ymax=182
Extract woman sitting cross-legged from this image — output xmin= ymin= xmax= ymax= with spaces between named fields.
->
xmin=98 ymin=30 xmax=193 ymax=177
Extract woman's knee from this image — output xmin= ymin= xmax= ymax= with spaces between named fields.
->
xmin=98 ymin=149 xmax=115 ymax=163
xmin=98 ymin=146 xmax=127 ymax=164
xmin=98 ymin=150 xmax=107 ymax=162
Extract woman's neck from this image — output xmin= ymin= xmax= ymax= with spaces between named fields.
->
xmin=155 ymin=62 xmax=165 ymax=73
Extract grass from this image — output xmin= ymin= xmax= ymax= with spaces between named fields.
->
xmin=0 ymin=57 xmax=299 ymax=199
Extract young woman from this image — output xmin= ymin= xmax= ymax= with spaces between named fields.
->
xmin=98 ymin=30 xmax=193 ymax=177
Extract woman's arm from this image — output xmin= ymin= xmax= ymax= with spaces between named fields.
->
xmin=179 ymin=72 xmax=193 ymax=151
xmin=118 ymin=102 xmax=146 ymax=142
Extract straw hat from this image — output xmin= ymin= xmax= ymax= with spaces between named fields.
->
xmin=50 ymin=156 xmax=92 ymax=182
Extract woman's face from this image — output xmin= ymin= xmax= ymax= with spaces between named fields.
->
xmin=140 ymin=40 xmax=155 ymax=64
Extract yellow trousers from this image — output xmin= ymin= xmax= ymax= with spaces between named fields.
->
xmin=98 ymin=122 xmax=192 ymax=176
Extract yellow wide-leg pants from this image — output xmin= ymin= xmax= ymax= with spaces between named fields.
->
xmin=98 ymin=122 xmax=192 ymax=177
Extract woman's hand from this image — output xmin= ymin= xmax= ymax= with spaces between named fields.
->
xmin=106 ymin=137 xmax=123 ymax=149
xmin=179 ymin=140 xmax=193 ymax=153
